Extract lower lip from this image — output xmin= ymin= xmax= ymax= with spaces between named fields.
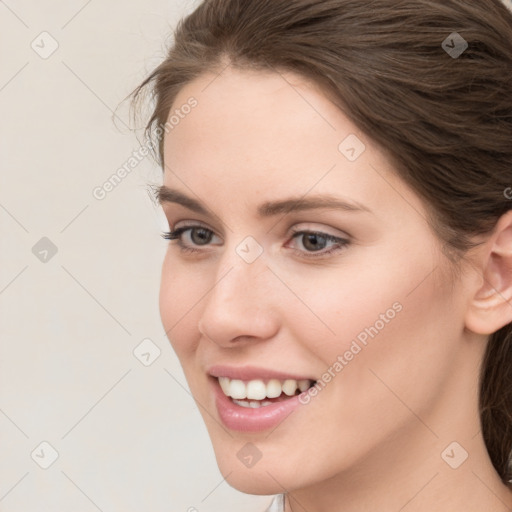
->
xmin=211 ymin=378 xmax=305 ymax=432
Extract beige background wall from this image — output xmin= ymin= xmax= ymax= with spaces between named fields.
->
xmin=3 ymin=1 xmax=512 ymax=511
xmin=0 ymin=1 xmax=271 ymax=511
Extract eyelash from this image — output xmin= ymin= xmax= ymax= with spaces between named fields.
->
xmin=160 ymin=225 xmax=350 ymax=259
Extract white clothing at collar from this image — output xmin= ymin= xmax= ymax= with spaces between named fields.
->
xmin=265 ymin=494 xmax=285 ymax=512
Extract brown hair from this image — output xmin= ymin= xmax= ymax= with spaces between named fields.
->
xmin=132 ymin=0 xmax=512 ymax=486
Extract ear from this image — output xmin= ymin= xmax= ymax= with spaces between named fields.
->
xmin=464 ymin=210 xmax=512 ymax=335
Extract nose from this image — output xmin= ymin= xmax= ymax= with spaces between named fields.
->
xmin=197 ymin=254 xmax=280 ymax=347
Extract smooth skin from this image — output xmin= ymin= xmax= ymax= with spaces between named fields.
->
xmin=158 ymin=65 xmax=512 ymax=512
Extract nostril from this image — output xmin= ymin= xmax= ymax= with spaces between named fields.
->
xmin=231 ymin=335 xmax=258 ymax=343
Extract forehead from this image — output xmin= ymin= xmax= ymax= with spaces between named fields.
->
xmin=165 ymin=67 xmax=345 ymax=165
xmin=161 ymin=66 xmax=426 ymax=224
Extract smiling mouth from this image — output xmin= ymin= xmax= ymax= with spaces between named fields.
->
xmin=216 ymin=376 xmax=316 ymax=408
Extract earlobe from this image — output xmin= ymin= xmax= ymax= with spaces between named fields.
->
xmin=465 ymin=210 xmax=512 ymax=335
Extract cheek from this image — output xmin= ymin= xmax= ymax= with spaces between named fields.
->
xmin=159 ymin=256 xmax=202 ymax=358
xmin=291 ymin=240 xmax=446 ymax=351
xmin=305 ymin=261 xmax=459 ymax=428
xmin=280 ymin=254 xmax=415 ymax=359
xmin=286 ymin=244 xmax=459 ymax=411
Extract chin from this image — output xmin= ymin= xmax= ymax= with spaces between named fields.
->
xmin=202 ymin=427 xmax=288 ymax=495
xmin=224 ymin=469 xmax=283 ymax=495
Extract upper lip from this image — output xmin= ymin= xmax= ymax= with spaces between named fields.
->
xmin=207 ymin=364 xmax=316 ymax=382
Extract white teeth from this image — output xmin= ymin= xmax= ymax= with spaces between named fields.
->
xmin=298 ymin=379 xmax=310 ymax=392
xmin=266 ymin=379 xmax=282 ymax=398
xmin=219 ymin=377 xmax=230 ymax=395
xmin=232 ymin=399 xmax=274 ymax=408
xmin=218 ymin=376 xmax=313 ymax=401
xmin=282 ymin=379 xmax=298 ymax=396
xmin=246 ymin=380 xmax=267 ymax=400
xmin=229 ymin=379 xmax=247 ymax=399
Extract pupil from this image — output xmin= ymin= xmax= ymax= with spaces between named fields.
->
xmin=192 ymin=228 xmax=211 ymax=245
xmin=304 ymin=233 xmax=326 ymax=251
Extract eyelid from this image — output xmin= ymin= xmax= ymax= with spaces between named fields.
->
xmin=288 ymin=223 xmax=350 ymax=239
xmin=163 ymin=222 xmax=351 ymax=260
xmin=171 ymin=219 xmax=214 ymax=231
xmin=169 ymin=221 xmax=349 ymax=243
xmin=172 ymin=217 xmax=348 ymax=233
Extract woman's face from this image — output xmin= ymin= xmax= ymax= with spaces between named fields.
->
xmin=159 ymin=67 xmax=475 ymax=494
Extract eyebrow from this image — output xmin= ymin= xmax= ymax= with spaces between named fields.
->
xmin=156 ymin=185 xmax=372 ymax=217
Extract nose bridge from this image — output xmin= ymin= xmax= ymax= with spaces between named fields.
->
xmin=198 ymin=240 xmax=278 ymax=344
xmin=209 ymin=243 xmax=269 ymax=312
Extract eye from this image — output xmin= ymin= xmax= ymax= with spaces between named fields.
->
xmin=288 ymin=228 xmax=350 ymax=258
xmin=161 ymin=225 xmax=220 ymax=254
xmin=161 ymin=225 xmax=350 ymax=259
